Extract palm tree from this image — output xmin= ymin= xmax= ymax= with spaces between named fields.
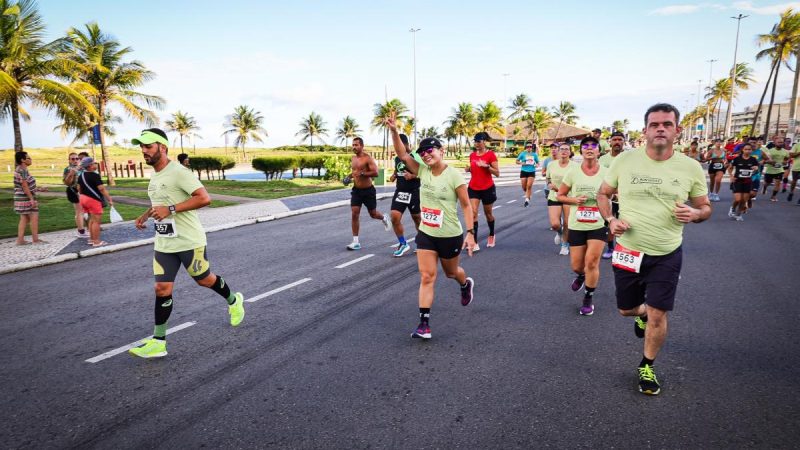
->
xmin=0 ymin=0 xmax=97 ymax=151
xmin=418 ymin=126 xmax=441 ymax=139
xmin=507 ymin=93 xmax=532 ymax=122
xmin=521 ymin=107 xmax=553 ymax=145
xmin=476 ymin=100 xmax=505 ymax=138
xmin=754 ymin=10 xmax=800 ymax=137
xmin=55 ymin=108 xmax=120 ymax=149
xmin=371 ymin=99 xmax=408 ymax=152
xmin=296 ymin=111 xmax=328 ymax=149
xmin=445 ymin=102 xmax=477 ymax=152
xmin=164 ymin=110 xmax=201 ymax=153
xmin=705 ymin=78 xmax=731 ymax=137
xmin=335 ymin=115 xmax=361 ymax=147
xmin=222 ymin=105 xmax=267 ymax=160
xmin=402 ymin=117 xmax=415 ymax=138
xmin=551 ymin=101 xmax=579 ymax=138
xmin=61 ymin=22 xmax=165 ymax=185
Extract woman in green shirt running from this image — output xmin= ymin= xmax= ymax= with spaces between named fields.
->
xmin=557 ymin=136 xmax=610 ymax=316
xmin=387 ymin=114 xmax=476 ymax=341
xmin=546 ymin=143 xmax=576 ymax=255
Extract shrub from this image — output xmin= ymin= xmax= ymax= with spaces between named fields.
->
xmin=323 ymin=155 xmax=351 ymax=181
xmin=271 ymin=145 xmax=346 ymax=153
xmin=297 ymin=154 xmax=327 ymax=177
xmin=188 ymin=156 xmax=235 ymax=180
xmin=252 ymin=156 xmax=296 ymax=180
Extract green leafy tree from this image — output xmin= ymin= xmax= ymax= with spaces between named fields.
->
xmin=372 ymin=99 xmax=408 ymax=152
xmin=335 ymin=115 xmax=361 ymax=146
xmin=476 ymin=100 xmax=505 ymax=137
xmin=296 ymin=111 xmax=328 ymax=149
xmin=755 ymin=10 xmax=800 ymax=137
xmin=61 ymin=22 xmax=165 ymax=185
xmin=0 ymin=0 xmax=97 ymax=151
xmin=551 ymin=101 xmax=578 ymax=139
xmin=418 ymin=126 xmax=441 ymax=139
xmin=507 ymin=93 xmax=532 ymax=122
xmin=445 ymin=102 xmax=477 ymax=152
xmin=164 ymin=110 xmax=201 ymax=153
xmin=521 ymin=106 xmax=553 ymax=145
xmin=222 ymin=105 xmax=267 ymax=160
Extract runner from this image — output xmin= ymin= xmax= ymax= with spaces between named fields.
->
xmin=749 ymin=137 xmax=766 ymax=207
xmin=546 ymin=143 xmax=576 ymax=255
xmin=782 ymin=137 xmax=792 ymax=194
xmin=466 ymin=131 xmax=499 ymax=249
xmin=685 ymin=141 xmax=702 ymax=162
xmin=541 ymin=143 xmax=559 ymax=200
xmin=388 ymin=133 xmax=423 ymax=257
xmin=789 ymin=138 xmax=800 ymax=203
xmin=347 ymin=137 xmax=392 ymax=250
xmin=599 ymin=131 xmax=625 ymax=259
xmin=703 ymin=138 xmax=726 ymax=202
xmin=592 ymin=128 xmax=610 ymax=154
xmin=597 ymin=103 xmax=711 ymax=395
xmin=387 ymin=115 xmax=475 ymax=340
xmin=556 ymin=136 xmax=609 ymax=315
xmin=62 ymin=152 xmax=87 ymax=238
xmin=516 ymin=143 xmax=539 ymax=207
xmin=129 ymin=128 xmax=245 ymax=358
xmin=729 ymin=143 xmax=759 ymax=220
xmin=763 ymin=137 xmax=790 ymax=202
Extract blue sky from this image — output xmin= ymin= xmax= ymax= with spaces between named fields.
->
xmin=4 ymin=0 xmax=800 ymax=149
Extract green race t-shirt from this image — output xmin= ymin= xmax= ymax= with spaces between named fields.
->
xmin=605 ymin=149 xmax=708 ymax=256
xmin=148 ymin=161 xmax=207 ymax=253
xmin=764 ymin=148 xmax=790 ymax=174
xmin=418 ymin=163 xmax=466 ymax=238
xmin=791 ymin=144 xmax=800 ymax=167
xmin=547 ymin=160 xmax=577 ymax=201
xmin=599 ymin=139 xmax=610 ymax=155
xmin=562 ymin=164 xmax=607 ymax=231
xmin=598 ymin=152 xmax=619 ymax=169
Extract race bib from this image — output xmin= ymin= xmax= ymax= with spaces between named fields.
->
xmin=712 ymin=162 xmax=724 ymax=170
xmin=576 ymin=206 xmax=600 ymax=223
xmin=154 ymin=219 xmax=178 ymax=238
xmin=395 ymin=191 xmax=412 ymax=204
xmin=421 ymin=207 xmax=443 ymax=228
xmin=611 ymin=243 xmax=643 ymax=273
xmin=739 ymin=169 xmax=752 ymax=178
xmin=525 ymin=158 xmax=534 ymax=165
xmin=773 ymin=162 xmax=783 ymax=169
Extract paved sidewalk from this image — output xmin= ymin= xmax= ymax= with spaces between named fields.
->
xmin=0 ymin=167 xmax=524 ymax=274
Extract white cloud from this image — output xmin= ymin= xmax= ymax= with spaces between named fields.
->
xmin=650 ymin=4 xmax=704 ymax=15
xmin=732 ymin=1 xmax=800 ymax=14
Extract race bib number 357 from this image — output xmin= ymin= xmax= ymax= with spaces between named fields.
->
xmin=421 ymin=207 xmax=443 ymax=228
xmin=154 ymin=219 xmax=178 ymax=238
xmin=611 ymin=243 xmax=643 ymax=273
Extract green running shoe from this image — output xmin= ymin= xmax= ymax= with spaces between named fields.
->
xmin=638 ymin=364 xmax=661 ymax=395
xmin=129 ymin=338 xmax=167 ymax=358
xmin=634 ymin=316 xmax=647 ymax=339
xmin=229 ymin=292 xmax=245 ymax=327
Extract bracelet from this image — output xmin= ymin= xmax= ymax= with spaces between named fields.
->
xmin=466 ymin=229 xmax=474 ymax=235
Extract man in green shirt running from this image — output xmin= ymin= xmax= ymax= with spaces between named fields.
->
xmin=129 ymin=128 xmax=246 ymax=358
xmin=597 ymin=103 xmax=711 ymax=396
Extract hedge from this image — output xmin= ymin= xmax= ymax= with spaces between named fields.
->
xmin=188 ymin=156 xmax=235 ymax=180
xmin=271 ymin=145 xmax=346 ymax=153
xmin=252 ymin=156 xmax=296 ymax=180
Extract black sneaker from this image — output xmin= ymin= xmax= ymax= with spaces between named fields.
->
xmin=411 ymin=322 xmax=431 ymax=339
xmin=460 ymin=277 xmax=474 ymax=306
xmin=570 ymin=275 xmax=585 ymax=292
xmin=638 ymin=364 xmax=661 ymax=395
xmin=634 ymin=316 xmax=647 ymax=338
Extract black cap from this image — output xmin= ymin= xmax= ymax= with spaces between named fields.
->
xmin=473 ymin=131 xmax=490 ymax=142
xmin=580 ymin=136 xmax=599 ymax=146
xmin=417 ymin=137 xmax=442 ymax=151
xmin=610 ymin=131 xmax=625 ymax=138
xmin=592 ymin=128 xmax=602 ymax=133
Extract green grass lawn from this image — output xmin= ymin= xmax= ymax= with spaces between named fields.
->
xmin=197 ymin=178 xmax=343 ymax=200
xmin=0 ymin=197 xmax=148 ymax=239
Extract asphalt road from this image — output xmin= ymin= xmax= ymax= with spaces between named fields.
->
xmin=1 ymin=183 xmax=797 ymax=449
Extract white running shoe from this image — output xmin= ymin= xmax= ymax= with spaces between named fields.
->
xmin=554 ymin=232 xmax=561 ymax=246
xmin=559 ymin=244 xmax=569 ymax=256
xmin=381 ymin=215 xmax=391 ymax=231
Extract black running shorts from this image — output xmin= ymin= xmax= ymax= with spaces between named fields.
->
xmin=415 ymin=230 xmax=463 ymax=260
xmin=519 ymin=171 xmax=535 ymax=179
xmin=567 ymin=227 xmax=609 ymax=246
xmin=613 ymin=246 xmax=682 ymax=312
xmin=390 ymin=189 xmax=420 ymax=214
xmin=66 ymin=187 xmax=79 ymax=204
xmin=153 ymin=247 xmax=211 ymax=283
xmin=351 ymin=186 xmax=378 ymax=210
xmin=467 ymin=185 xmax=497 ymax=205
xmin=732 ymin=180 xmax=752 ymax=193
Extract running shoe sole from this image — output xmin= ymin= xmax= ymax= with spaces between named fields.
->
xmin=411 ymin=331 xmax=431 ymax=339
xmin=393 ymin=244 xmax=411 ymax=257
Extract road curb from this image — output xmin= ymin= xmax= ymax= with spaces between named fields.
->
xmin=0 ymin=193 xmax=395 ymax=275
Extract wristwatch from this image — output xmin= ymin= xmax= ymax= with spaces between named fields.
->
xmin=168 ymin=205 xmax=177 ymax=215
xmin=466 ymin=229 xmax=474 ymax=235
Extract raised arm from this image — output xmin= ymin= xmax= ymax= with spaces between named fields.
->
xmin=386 ymin=114 xmax=419 ymax=173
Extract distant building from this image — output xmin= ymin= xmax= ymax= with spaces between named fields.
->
xmin=730 ymin=103 xmax=790 ymax=138
xmin=486 ymin=122 xmax=592 ymax=148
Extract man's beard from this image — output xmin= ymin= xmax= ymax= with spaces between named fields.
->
xmin=145 ymin=152 xmax=161 ymax=166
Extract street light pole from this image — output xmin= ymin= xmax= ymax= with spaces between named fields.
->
xmin=705 ymin=58 xmax=717 ymax=140
xmin=502 ymin=73 xmax=510 ymax=151
xmin=409 ymin=28 xmax=420 ymax=147
xmin=724 ymin=14 xmax=748 ymax=139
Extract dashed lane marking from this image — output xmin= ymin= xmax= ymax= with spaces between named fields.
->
xmin=85 ymin=321 xmax=197 ymax=363
xmin=246 ymin=278 xmax=313 ymax=303
xmin=335 ymin=254 xmax=375 ymax=268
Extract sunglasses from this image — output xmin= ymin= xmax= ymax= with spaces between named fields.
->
xmin=70 ymin=157 xmax=80 ymax=160
xmin=581 ymin=143 xmax=599 ymax=149
xmin=416 ymin=147 xmax=437 ymax=156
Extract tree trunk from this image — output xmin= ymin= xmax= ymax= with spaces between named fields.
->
xmin=765 ymin=59 xmax=781 ymax=140
xmin=751 ymin=58 xmax=778 ymax=137
xmin=10 ymin=97 xmax=23 ymax=152
xmin=180 ymin=135 xmax=184 ymax=152
xmin=555 ymin=120 xmax=563 ymax=140
xmin=789 ymin=51 xmax=800 ymax=137
xmin=99 ymin=99 xmax=116 ymax=186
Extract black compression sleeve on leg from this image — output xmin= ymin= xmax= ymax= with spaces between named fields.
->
xmin=211 ymin=275 xmax=234 ymax=304
xmin=487 ymin=220 xmax=495 ymax=236
xmin=473 ymin=221 xmax=479 ymax=239
xmin=154 ymin=295 xmax=173 ymax=339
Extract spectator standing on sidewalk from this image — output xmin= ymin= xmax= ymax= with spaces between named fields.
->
xmin=178 ymin=153 xmax=191 ymax=168
xmin=63 ymin=152 xmax=88 ymax=238
xmin=13 ymin=151 xmax=47 ymax=245
xmin=78 ymin=157 xmax=114 ymax=247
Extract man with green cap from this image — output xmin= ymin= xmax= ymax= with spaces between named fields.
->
xmin=129 ymin=128 xmax=246 ymax=358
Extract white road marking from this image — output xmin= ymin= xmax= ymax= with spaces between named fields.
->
xmin=534 ymin=189 xmax=542 ymax=193
xmin=335 ymin=254 xmax=375 ymax=268
xmin=493 ymin=205 xmax=502 ymax=209
xmin=246 ymin=278 xmax=313 ymax=303
xmin=389 ymin=237 xmax=416 ymax=248
xmin=506 ymin=199 xmax=517 ymax=204
xmin=85 ymin=321 xmax=196 ymax=363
